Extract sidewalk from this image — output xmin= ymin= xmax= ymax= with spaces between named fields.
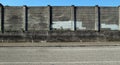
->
xmin=0 ymin=42 xmax=120 ymax=47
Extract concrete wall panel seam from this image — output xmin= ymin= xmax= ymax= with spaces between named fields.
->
xmin=71 ymin=5 xmax=76 ymax=31
xmin=23 ymin=5 xmax=28 ymax=31
xmin=0 ymin=4 xmax=4 ymax=33
xmin=95 ymin=5 xmax=100 ymax=32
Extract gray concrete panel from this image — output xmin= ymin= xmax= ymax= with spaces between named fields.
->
xmin=52 ymin=6 xmax=74 ymax=30
xmin=28 ymin=7 xmax=49 ymax=31
xmin=76 ymin=7 xmax=95 ymax=30
xmin=100 ymin=7 xmax=119 ymax=30
xmin=4 ymin=6 xmax=25 ymax=32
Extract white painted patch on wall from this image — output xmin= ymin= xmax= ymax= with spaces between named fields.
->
xmin=52 ymin=21 xmax=86 ymax=30
xmin=76 ymin=21 xmax=86 ymax=30
xmin=52 ymin=21 xmax=74 ymax=30
xmin=101 ymin=23 xmax=119 ymax=30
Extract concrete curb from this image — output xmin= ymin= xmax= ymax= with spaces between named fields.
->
xmin=0 ymin=42 xmax=120 ymax=47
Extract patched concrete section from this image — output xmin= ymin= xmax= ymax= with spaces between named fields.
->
xmin=76 ymin=21 xmax=86 ymax=30
xmin=52 ymin=21 xmax=86 ymax=30
xmin=52 ymin=21 xmax=74 ymax=30
xmin=28 ymin=7 xmax=49 ymax=31
xmin=101 ymin=24 xmax=119 ymax=30
xmin=100 ymin=7 xmax=119 ymax=30
xmin=52 ymin=6 xmax=74 ymax=30
xmin=76 ymin=7 xmax=95 ymax=30
xmin=4 ymin=6 xmax=25 ymax=32
xmin=1 ymin=5 xmax=120 ymax=42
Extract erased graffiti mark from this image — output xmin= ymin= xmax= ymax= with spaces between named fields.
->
xmin=52 ymin=21 xmax=86 ymax=30
xmin=101 ymin=23 xmax=119 ymax=30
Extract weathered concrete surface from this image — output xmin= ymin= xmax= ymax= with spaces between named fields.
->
xmin=4 ymin=6 xmax=25 ymax=32
xmin=0 ymin=46 xmax=120 ymax=65
xmin=100 ymin=7 xmax=119 ymax=30
xmin=0 ymin=6 xmax=120 ymax=42
xmin=28 ymin=7 xmax=49 ymax=31
xmin=0 ymin=31 xmax=119 ymax=42
xmin=1 ymin=6 xmax=120 ymax=32
xmin=47 ymin=31 xmax=120 ymax=42
xmin=76 ymin=7 xmax=95 ymax=30
xmin=52 ymin=6 xmax=74 ymax=30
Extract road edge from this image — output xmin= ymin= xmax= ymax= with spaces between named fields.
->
xmin=0 ymin=42 xmax=120 ymax=47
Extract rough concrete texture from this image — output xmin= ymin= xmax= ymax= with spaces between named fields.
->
xmin=0 ymin=6 xmax=120 ymax=42
xmin=28 ymin=7 xmax=49 ymax=31
xmin=4 ymin=6 xmax=25 ymax=32
xmin=48 ymin=31 xmax=101 ymax=42
xmin=100 ymin=7 xmax=119 ymax=30
xmin=0 ymin=31 xmax=119 ymax=42
xmin=52 ymin=6 xmax=74 ymax=30
xmin=47 ymin=31 xmax=119 ymax=42
xmin=76 ymin=7 xmax=95 ymax=30
xmin=2 ymin=6 xmax=120 ymax=32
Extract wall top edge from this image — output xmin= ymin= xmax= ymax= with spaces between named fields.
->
xmin=0 ymin=3 xmax=117 ymax=7
xmin=2 ymin=6 xmax=119 ymax=8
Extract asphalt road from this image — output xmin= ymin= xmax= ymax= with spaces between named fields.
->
xmin=0 ymin=46 xmax=120 ymax=65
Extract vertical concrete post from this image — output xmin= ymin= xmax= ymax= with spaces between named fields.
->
xmin=118 ymin=6 xmax=120 ymax=30
xmin=48 ymin=5 xmax=52 ymax=30
xmin=47 ymin=5 xmax=52 ymax=42
xmin=23 ymin=5 xmax=28 ymax=31
xmin=95 ymin=5 xmax=99 ymax=31
xmin=71 ymin=5 xmax=76 ymax=31
xmin=0 ymin=3 xmax=4 ymax=33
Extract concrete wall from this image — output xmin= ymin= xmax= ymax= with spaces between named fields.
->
xmin=0 ymin=4 xmax=120 ymax=42
xmin=76 ymin=6 xmax=95 ymax=30
xmin=28 ymin=6 xmax=49 ymax=31
xmin=52 ymin=6 xmax=74 ymax=30
xmin=2 ymin=5 xmax=120 ymax=32
xmin=0 ymin=31 xmax=119 ymax=42
xmin=4 ymin=6 xmax=25 ymax=32
xmin=100 ymin=7 xmax=119 ymax=30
